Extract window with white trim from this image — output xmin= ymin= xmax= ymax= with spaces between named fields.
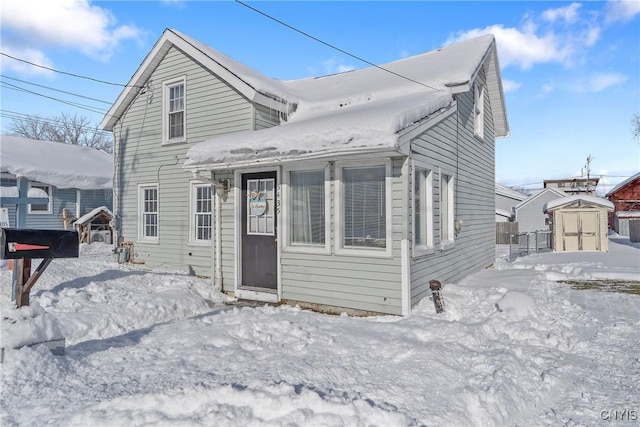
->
xmin=440 ymin=174 xmax=455 ymax=244
xmin=474 ymin=83 xmax=485 ymax=139
xmin=28 ymin=184 xmax=52 ymax=214
xmin=290 ymin=170 xmax=325 ymax=245
xmin=163 ymin=78 xmax=186 ymax=143
xmin=413 ymin=166 xmax=433 ymax=253
xmin=342 ymin=165 xmax=387 ymax=249
xmin=139 ymin=184 xmax=158 ymax=241
xmin=190 ymin=182 xmax=212 ymax=243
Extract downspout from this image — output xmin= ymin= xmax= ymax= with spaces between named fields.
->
xmin=214 ymin=183 xmax=224 ymax=291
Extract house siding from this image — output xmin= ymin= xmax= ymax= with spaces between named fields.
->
xmin=254 ymin=104 xmax=281 ymax=130
xmin=516 ymin=191 xmax=565 ymax=233
xmin=79 ymin=189 xmax=113 ymax=216
xmin=1 ymin=180 xmax=77 ymax=230
xmin=113 ymin=45 xmax=254 ymax=277
xmin=607 ymin=177 xmax=640 ymax=235
xmin=280 ymin=158 xmax=404 ymax=315
xmin=409 ymin=71 xmax=496 ymax=306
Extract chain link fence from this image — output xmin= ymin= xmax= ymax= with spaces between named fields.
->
xmin=508 ymin=230 xmax=552 ymax=261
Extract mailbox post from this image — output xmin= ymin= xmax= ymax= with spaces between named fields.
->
xmin=0 ymin=176 xmax=50 ymax=301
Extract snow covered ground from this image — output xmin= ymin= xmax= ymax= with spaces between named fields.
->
xmin=1 ymin=235 xmax=639 ymax=426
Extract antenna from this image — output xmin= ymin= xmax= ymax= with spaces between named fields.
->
xmin=584 ymin=155 xmax=593 ymax=194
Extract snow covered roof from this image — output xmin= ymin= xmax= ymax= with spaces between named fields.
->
xmin=184 ymin=34 xmax=505 ymax=170
xmin=74 ymin=206 xmax=113 ymax=226
xmin=100 ymin=28 xmax=508 ymax=171
xmin=606 ymin=171 xmax=640 ymax=197
xmin=0 ymin=135 xmax=113 ymax=190
xmin=544 ymin=195 xmax=614 ymax=212
xmin=495 ymin=183 xmax=527 ymax=201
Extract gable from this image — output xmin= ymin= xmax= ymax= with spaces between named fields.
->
xmin=544 ymin=195 xmax=614 ymax=212
xmin=102 ymin=29 xmax=292 ymax=132
xmin=606 ymin=172 xmax=640 ymax=198
xmin=515 ymin=188 xmax=566 ymax=212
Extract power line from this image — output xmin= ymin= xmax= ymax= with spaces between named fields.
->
xmin=1 ymin=81 xmax=108 ymax=115
xmin=234 ymin=0 xmax=442 ymax=92
xmin=0 ymin=51 xmax=141 ymax=88
xmin=1 ymin=75 xmax=113 ymax=105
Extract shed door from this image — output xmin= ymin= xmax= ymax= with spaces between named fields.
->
xmin=562 ymin=211 xmax=599 ymax=251
xmin=562 ymin=213 xmax=580 ymax=251
xmin=241 ymin=172 xmax=277 ymax=289
xmin=580 ymin=211 xmax=599 ymax=251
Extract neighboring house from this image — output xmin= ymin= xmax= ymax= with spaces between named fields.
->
xmin=606 ymin=172 xmax=640 ymax=237
xmin=495 ymin=183 xmax=527 ymax=222
xmin=0 ymin=135 xmax=113 ymax=230
xmin=544 ymin=195 xmax=614 ymax=252
xmin=515 ymin=188 xmax=566 ymax=233
xmin=544 ymin=177 xmax=599 ymax=196
xmin=102 ymin=29 xmax=509 ymax=315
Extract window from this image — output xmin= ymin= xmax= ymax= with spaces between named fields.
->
xmin=139 ymin=184 xmax=158 ymax=241
xmin=163 ymin=78 xmax=186 ymax=143
xmin=440 ymin=174 xmax=455 ymax=245
xmin=474 ymin=83 xmax=485 ymax=139
xmin=338 ymin=163 xmax=390 ymax=253
xmin=413 ymin=166 xmax=433 ymax=254
xmin=28 ymin=184 xmax=52 ymax=214
xmin=290 ymin=170 xmax=325 ymax=245
xmin=191 ymin=182 xmax=212 ymax=243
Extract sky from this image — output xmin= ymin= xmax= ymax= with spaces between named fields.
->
xmin=0 ymin=0 xmax=639 ymax=194
xmin=2 ymin=238 xmax=639 ymax=425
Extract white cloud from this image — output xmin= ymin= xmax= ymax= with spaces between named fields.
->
xmin=502 ymin=79 xmax=522 ymax=92
xmin=587 ymin=72 xmax=628 ymax=91
xmin=542 ymin=2 xmax=582 ymax=23
xmin=605 ymin=0 xmax=640 ymax=23
xmin=0 ymin=47 xmax=55 ymax=77
xmin=446 ymin=2 xmax=613 ymax=71
xmin=0 ymin=0 xmax=142 ymax=62
xmin=583 ymin=26 xmax=601 ymax=47
xmin=448 ymin=25 xmax=569 ymax=70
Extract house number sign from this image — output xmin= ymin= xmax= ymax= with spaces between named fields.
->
xmin=249 ymin=191 xmax=267 ymax=216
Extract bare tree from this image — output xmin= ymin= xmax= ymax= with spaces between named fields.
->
xmin=633 ymin=113 xmax=640 ymax=140
xmin=8 ymin=113 xmax=113 ymax=153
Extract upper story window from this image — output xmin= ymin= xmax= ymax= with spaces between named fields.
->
xmin=474 ymin=83 xmax=485 ymax=139
xmin=28 ymin=184 xmax=52 ymax=214
xmin=163 ymin=77 xmax=186 ymax=144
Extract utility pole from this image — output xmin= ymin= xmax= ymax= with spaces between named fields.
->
xmin=584 ymin=155 xmax=593 ymax=194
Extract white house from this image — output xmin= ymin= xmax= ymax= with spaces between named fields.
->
xmin=102 ymin=29 xmax=509 ymax=315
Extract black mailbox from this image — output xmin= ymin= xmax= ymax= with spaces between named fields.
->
xmin=0 ymin=229 xmax=79 ymax=260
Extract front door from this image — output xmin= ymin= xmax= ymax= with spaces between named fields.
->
xmin=241 ymin=172 xmax=277 ymax=289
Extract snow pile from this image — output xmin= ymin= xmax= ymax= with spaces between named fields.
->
xmin=1 ymin=300 xmax=64 ymax=349
xmin=1 ymin=239 xmax=639 ymax=426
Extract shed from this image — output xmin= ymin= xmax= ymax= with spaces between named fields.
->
xmin=74 ymin=206 xmax=113 ymax=244
xmin=544 ymin=196 xmax=614 ymax=252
